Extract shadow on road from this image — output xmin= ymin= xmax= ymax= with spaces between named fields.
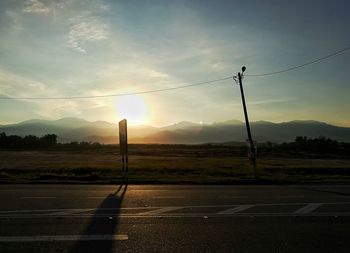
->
xmin=71 ymin=182 xmax=128 ymax=253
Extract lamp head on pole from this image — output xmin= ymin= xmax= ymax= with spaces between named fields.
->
xmin=242 ymin=66 xmax=246 ymax=73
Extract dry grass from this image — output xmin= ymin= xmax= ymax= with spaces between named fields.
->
xmin=0 ymin=150 xmax=350 ymax=184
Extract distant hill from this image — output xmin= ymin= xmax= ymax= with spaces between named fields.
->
xmin=1 ymin=117 xmax=350 ymax=144
xmin=162 ymin=121 xmax=201 ymax=131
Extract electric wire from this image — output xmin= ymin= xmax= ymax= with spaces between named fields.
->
xmin=0 ymin=77 xmax=233 ymax=100
xmin=0 ymin=45 xmax=349 ymax=100
xmin=245 ymin=46 xmax=350 ymax=77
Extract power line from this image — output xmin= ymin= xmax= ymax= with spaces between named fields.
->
xmin=0 ymin=45 xmax=349 ymax=100
xmin=0 ymin=76 xmax=233 ymax=100
xmin=246 ymin=45 xmax=350 ymax=77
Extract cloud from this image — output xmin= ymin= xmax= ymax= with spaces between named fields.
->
xmin=23 ymin=0 xmax=50 ymax=14
xmin=5 ymin=10 xmax=23 ymax=34
xmin=0 ymin=68 xmax=94 ymax=120
xmin=0 ymin=68 xmax=50 ymax=98
xmin=250 ymin=97 xmax=297 ymax=105
xmin=67 ymin=16 xmax=109 ymax=53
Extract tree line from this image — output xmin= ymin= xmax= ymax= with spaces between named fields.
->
xmin=282 ymin=136 xmax=347 ymax=154
xmin=0 ymin=132 xmax=57 ymax=149
xmin=262 ymin=136 xmax=350 ymax=157
xmin=0 ymin=132 xmax=104 ymax=150
xmin=0 ymin=133 xmax=349 ymax=157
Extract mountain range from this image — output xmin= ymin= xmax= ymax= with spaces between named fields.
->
xmin=1 ymin=117 xmax=350 ymax=144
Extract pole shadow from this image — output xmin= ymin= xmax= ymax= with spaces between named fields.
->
xmin=71 ymin=182 xmax=128 ymax=253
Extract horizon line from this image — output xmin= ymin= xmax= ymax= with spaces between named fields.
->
xmin=0 ymin=117 xmax=348 ymax=128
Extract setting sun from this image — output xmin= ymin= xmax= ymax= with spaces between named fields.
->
xmin=114 ymin=95 xmax=149 ymax=125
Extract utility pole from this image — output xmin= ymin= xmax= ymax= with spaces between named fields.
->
xmin=235 ymin=66 xmax=257 ymax=179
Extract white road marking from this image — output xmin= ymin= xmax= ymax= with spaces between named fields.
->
xmin=2 ymin=212 xmax=350 ymax=218
xmin=0 ymin=235 xmax=128 ymax=242
xmin=217 ymin=205 xmax=254 ymax=214
xmin=50 ymin=209 xmax=95 ymax=216
xmin=21 ymin=197 xmax=56 ymax=199
xmin=138 ymin=207 xmax=185 ymax=215
xmin=294 ymin=203 xmax=323 ymax=214
xmin=1 ymin=202 xmax=349 ymax=218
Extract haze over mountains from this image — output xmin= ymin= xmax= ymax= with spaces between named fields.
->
xmin=1 ymin=118 xmax=350 ymax=144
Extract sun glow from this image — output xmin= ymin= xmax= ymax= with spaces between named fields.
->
xmin=114 ymin=95 xmax=149 ymax=125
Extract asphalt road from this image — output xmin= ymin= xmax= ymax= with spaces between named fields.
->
xmin=1 ymin=184 xmax=350 ymax=253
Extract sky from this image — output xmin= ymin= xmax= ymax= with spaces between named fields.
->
xmin=0 ymin=0 xmax=350 ymax=127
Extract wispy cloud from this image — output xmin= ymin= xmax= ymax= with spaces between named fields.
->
xmin=5 ymin=10 xmax=23 ymax=34
xmin=67 ymin=16 xmax=109 ymax=53
xmin=0 ymin=68 xmax=49 ymax=98
xmin=22 ymin=0 xmax=50 ymax=14
xmin=250 ymin=97 xmax=297 ymax=105
xmin=0 ymin=68 xmax=95 ymax=120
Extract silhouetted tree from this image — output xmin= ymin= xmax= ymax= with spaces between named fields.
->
xmin=39 ymin=134 xmax=57 ymax=148
xmin=0 ymin=133 xmax=57 ymax=149
xmin=0 ymin=132 xmax=7 ymax=146
xmin=23 ymin=135 xmax=40 ymax=149
xmin=286 ymin=136 xmax=341 ymax=154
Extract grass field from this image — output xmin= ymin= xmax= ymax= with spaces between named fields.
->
xmin=1 ymin=147 xmax=350 ymax=184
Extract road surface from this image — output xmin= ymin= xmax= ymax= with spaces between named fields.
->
xmin=1 ymin=184 xmax=350 ymax=252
